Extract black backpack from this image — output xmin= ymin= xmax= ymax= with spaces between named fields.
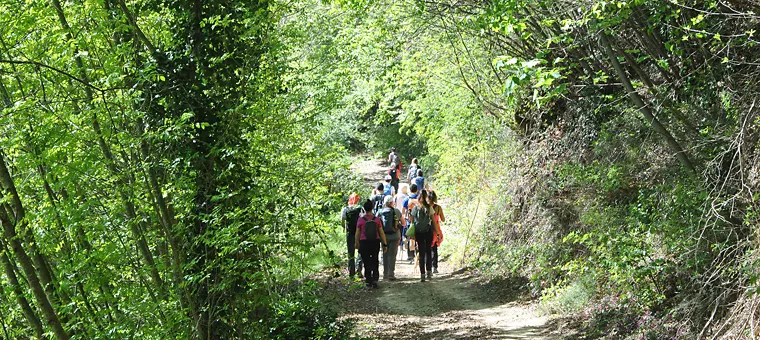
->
xmin=363 ymin=216 xmax=378 ymax=240
xmin=372 ymin=194 xmax=386 ymax=214
xmin=414 ymin=206 xmax=432 ymax=233
xmin=389 ymin=168 xmax=397 ymax=180
xmin=379 ymin=207 xmax=397 ymax=234
xmin=345 ymin=206 xmax=361 ymax=233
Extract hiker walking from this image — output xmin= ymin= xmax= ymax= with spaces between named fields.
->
xmin=388 ymin=163 xmax=400 ymax=192
xmin=413 ymin=169 xmax=426 ymax=191
xmin=402 ymin=183 xmax=420 ymax=263
xmin=394 ymin=184 xmax=409 ymax=259
xmin=407 ymin=158 xmax=420 ymax=183
xmin=428 ymin=190 xmax=445 ymax=274
xmin=355 ymin=199 xmax=389 ymax=288
xmin=341 ymin=193 xmax=363 ymax=278
xmin=371 ymin=183 xmax=389 ymax=215
xmin=388 ymin=147 xmax=402 ymax=173
xmin=411 ymin=189 xmax=442 ymax=282
xmin=378 ymin=196 xmax=402 ymax=280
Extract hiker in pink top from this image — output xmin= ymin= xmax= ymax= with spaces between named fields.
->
xmin=355 ymin=199 xmax=388 ymax=288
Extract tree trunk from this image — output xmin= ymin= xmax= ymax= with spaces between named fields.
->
xmin=0 ymin=194 xmax=68 ymax=339
xmin=0 ymin=242 xmax=45 ymax=339
xmin=599 ymin=32 xmax=697 ymax=173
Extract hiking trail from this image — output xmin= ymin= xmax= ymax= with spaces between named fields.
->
xmin=332 ymin=158 xmax=563 ymax=339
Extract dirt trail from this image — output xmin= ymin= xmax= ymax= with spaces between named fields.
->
xmin=337 ymin=159 xmax=560 ymax=339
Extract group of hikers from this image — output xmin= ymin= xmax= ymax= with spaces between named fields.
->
xmin=341 ymin=148 xmax=446 ymax=288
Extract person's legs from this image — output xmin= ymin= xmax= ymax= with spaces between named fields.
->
xmin=368 ymin=241 xmax=380 ymax=285
xmin=382 ymin=245 xmax=389 ymax=279
xmin=358 ymin=242 xmax=371 ymax=285
xmin=432 ymin=245 xmax=438 ymax=273
xmin=416 ymin=232 xmax=432 ymax=279
xmin=347 ymin=232 xmax=356 ymax=277
xmin=424 ymin=235 xmax=433 ymax=277
xmin=387 ymin=238 xmax=399 ymax=278
xmin=417 ymin=232 xmax=433 ymax=277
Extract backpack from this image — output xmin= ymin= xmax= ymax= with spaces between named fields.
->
xmin=383 ymin=185 xmax=392 ymax=196
xmin=379 ymin=207 xmax=397 ymax=234
xmin=414 ymin=206 xmax=432 ymax=233
xmin=390 ymin=152 xmax=400 ymax=167
xmin=363 ymin=216 xmax=379 ymax=240
xmin=414 ymin=176 xmax=425 ymax=191
xmin=345 ymin=206 xmax=361 ymax=233
xmin=372 ymin=194 xmax=386 ymax=215
xmin=389 ymin=168 xmax=398 ymax=180
xmin=408 ymin=165 xmax=419 ymax=181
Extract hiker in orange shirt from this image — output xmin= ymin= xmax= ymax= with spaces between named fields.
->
xmin=428 ymin=190 xmax=445 ymax=274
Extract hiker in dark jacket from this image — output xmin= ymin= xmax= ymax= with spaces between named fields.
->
xmin=341 ymin=193 xmax=363 ymax=278
xmin=355 ymin=199 xmax=388 ymax=288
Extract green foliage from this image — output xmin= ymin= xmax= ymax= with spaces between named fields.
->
xmin=263 ymin=281 xmax=354 ymax=339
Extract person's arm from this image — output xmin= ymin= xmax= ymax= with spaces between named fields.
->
xmin=378 ymin=218 xmax=388 ymax=247
xmin=354 ymin=220 xmax=361 ymax=249
xmin=438 ymin=206 xmax=446 ymax=223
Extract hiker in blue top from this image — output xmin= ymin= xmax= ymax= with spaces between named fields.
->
xmin=413 ymin=169 xmax=425 ymax=192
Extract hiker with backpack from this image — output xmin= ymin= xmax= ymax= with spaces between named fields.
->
xmin=341 ymin=193 xmax=363 ymax=278
xmin=388 ymin=147 xmax=402 ymax=174
xmin=383 ymin=175 xmax=396 ymax=197
xmin=428 ymin=190 xmax=445 ymax=274
xmin=371 ymin=183 xmax=388 ymax=215
xmin=355 ymin=199 xmax=389 ymax=288
xmin=413 ymin=169 xmax=426 ymax=192
xmin=388 ymin=163 xmax=400 ymax=192
xmin=402 ymin=183 xmax=420 ymax=263
xmin=407 ymin=158 xmax=420 ymax=182
xmin=378 ymin=196 xmax=402 ymax=280
xmin=410 ymin=189 xmax=442 ymax=282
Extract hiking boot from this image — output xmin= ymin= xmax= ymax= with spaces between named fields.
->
xmin=420 ymin=274 xmax=425 ymax=282
xmin=433 ymin=268 xmax=439 ymax=274
xmin=427 ymin=271 xmax=433 ymax=279
xmin=365 ymin=283 xmax=372 ymax=288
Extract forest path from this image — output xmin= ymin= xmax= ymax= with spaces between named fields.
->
xmin=336 ymin=158 xmax=560 ymax=339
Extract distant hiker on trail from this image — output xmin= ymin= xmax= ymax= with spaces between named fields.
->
xmin=379 ymin=196 xmax=402 ymax=280
xmin=394 ymin=184 xmax=409 ymax=258
xmin=428 ymin=190 xmax=445 ymax=274
xmin=388 ymin=147 xmax=402 ymax=173
xmin=388 ymin=162 xmax=400 ymax=192
xmin=407 ymin=158 xmax=420 ymax=182
xmin=413 ymin=169 xmax=426 ymax=192
xmin=372 ymin=183 xmax=389 ymax=215
xmin=355 ymin=199 xmax=389 ymax=288
xmin=383 ymin=175 xmax=397 ymax=197
xmin=341 ymin=193 xmax=363 ymax=278
xmin=403 ymin=183 xmax=420 ymax=263
xmin=411 ymin=189 xmax=441 ymax=282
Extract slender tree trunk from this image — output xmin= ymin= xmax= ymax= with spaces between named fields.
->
xmin=50 ymin=0 xmax=165 ymax=294
xmin=0 ymin=242 xmax=45 ymax=339
xmin=599 ymin=32 xmax=697 ymax=173
xmin=0 ymin=197 xmax=68 ymax=339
